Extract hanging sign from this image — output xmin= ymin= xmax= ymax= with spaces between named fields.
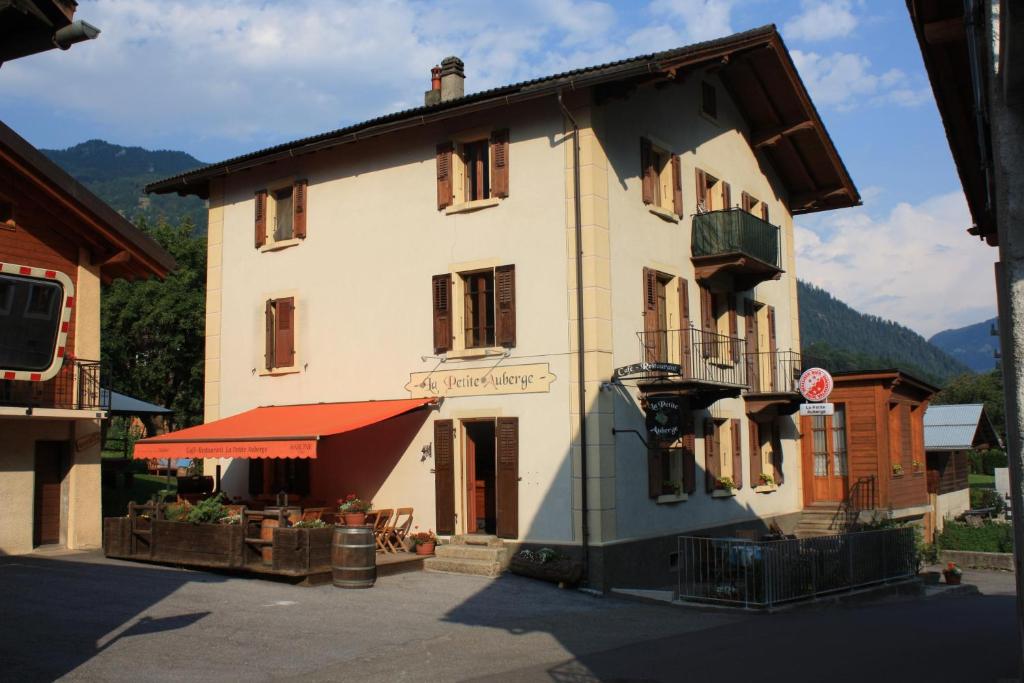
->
xmin=406 ymin=363 xmax=556 ymax=398
xmin=799 ymin=402 xmax=835 ymax=416
xmin=798 ymin=367 xmax=834 ymax=402
xmin=613 ymin=362 xmax=681 ymax=380
xmin=645 ymin=395 xmax=683 ymax=443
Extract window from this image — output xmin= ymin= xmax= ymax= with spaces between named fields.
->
xmin=640 ymin=138 xmax=682 ymax=215
xmin=741 ymin=192 xmax=771 ymax=223
xmin=0 ymin=273 xmax=64 ymax=372
xmin=704 ymin=417 xmax=743 ymax=492
xmin=248 ymin=458 xmax=310 ymax=496
xmin=750 ymin=420 xmax=784 ymax=486
xmin=701 ymin=81 xmax=717 ymax=119
xmin=648 ymin=413 xmax=696 ymax=500
xmin=889 ymin=402 xmax=915 ymax=475
xmin=698 ymin=284 xmax=738 ymax=363
xmin=695 ymin=169 xmax=730 ymax=212
xmin=254 ymin=179 xmax=307 ymax=249
xmin=432 ymin=265 xmax=515 ymax=353
xmin=264 ymin=297 xmax=296 ymax=370
xmin=832 ymin=405 xmax=849 ymax=476
xmin=811 ymin=405 xmax=848 ymax=478
xmin=642 ymin=269 xmax=690 ymax=366
xmin=436 ymin=130 xmax=509 ymax=210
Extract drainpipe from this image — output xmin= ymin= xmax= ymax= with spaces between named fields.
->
xmin=558 ymin=90 xmax=589 ymax=583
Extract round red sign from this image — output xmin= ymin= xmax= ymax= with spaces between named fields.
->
xmin=798 ymin=367 xmax=833 ymax=402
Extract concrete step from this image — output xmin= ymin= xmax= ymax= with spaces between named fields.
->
xmin=451 ymin=534 xmax=504 ymax=547
xmin=424 ymin=556 xmax=504 ymax=578
xmin=435 ymin=544 xmax=508 ymax=564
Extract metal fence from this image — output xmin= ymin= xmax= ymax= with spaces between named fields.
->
xmin=744 ymin=350 xmax=802 ymax=394
xmin=637 ymin=327 xmax=747 ymax=387
xmin=0 ymin=359 xmax=107 ymax=411
xmin=692 ymin=208 xmax=781 ymax=268
xmin=676 ymin=527 xmax=916 ymax=609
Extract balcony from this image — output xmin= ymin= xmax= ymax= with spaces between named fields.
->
xmin=633 ymin=327 xmax=746 ymax=408
xmin=743 ymin=350 xmax=803 ymax=421
xmin=691 ymin=209 xmax=783 ymax=291
xmin=0 ymin=359 xmax=108 ymax=416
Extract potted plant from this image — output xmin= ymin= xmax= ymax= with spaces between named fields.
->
xmin=892 ymin=463 xmax=904 ymax=476
xmin=662 ymin=480 xmax=682 ymax=496
xmin=912 ymin=459 xmax=922 ymax=472
xmin=338 ymin=494 xmax=371 ymax=526
xmin=758 ymin=473 xmax=775 ymax=487
xmin=716 ymin=476 xmax=736 ymax=492
xmin=409 ymin=529 xmax=437 ymax=555
xmin=943 ymin=562 xmax=963 ymax=585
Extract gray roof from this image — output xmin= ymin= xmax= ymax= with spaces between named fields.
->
xmin=924 ymin=404 xmax=986 ymax=450
xmin=100 ymin=389 xmax=173 ymax=416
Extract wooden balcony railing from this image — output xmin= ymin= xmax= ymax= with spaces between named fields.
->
xmin=0 ymin=359 xmax=107 ymax=411
xmin=692 ymin=208 xmax=781 ymax=268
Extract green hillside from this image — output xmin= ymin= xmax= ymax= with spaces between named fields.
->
xmin=798 ymin=280 xmax=971 ymax=386
xmin=42 ymin=139 xmax=207 ymax=233
xmin=929 ymin=317 xmax=999 ymax=373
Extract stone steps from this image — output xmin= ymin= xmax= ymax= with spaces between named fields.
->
xmin=424 ymin=535 xmax=508 ymax=577
xmin=424 ymin=556 xmax=504 ymax=577
xmin=435 ymin=544 xmax=508 ymax=563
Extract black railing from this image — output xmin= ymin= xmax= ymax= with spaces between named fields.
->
xmin=636 ymin=327 xmax=747 ymax=388
xmin=744 ymin=350 xmax=802 ymax=394
xmin=692 ymin=209 xmax=781 ymax=268
xmin=0 ymin=359 xmax=107 ymax=411
xmin=676 ymin=527 xmax=916 ymax=609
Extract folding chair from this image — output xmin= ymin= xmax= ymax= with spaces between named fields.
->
xmin=371 ymin=509 xmax=394 ymax=552
xmin=387 ymin=508 xmax=414 ymax=553
xmin=300 ymin=507 xmax=328 ymax=522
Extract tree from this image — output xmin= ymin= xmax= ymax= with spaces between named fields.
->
xmin=932 ymin=368 xmax=1006 ymax=443
xmin=102 ymin=217 xmax=205 ymax=428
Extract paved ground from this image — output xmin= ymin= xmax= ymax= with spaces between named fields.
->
xmin=0 ymin=551 xmax=1018 ymax=682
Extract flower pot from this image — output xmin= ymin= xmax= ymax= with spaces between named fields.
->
xmin=944 ymin=572 xmax=962 ymax=585
xmin=921 ymin=571 xmax=941 ymax=585
xmin=343 ymin=512 xmax=367 ymax=526
xmin=415 ymin=542 xmax=435 ymax=556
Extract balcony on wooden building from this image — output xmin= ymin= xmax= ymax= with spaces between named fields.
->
xmin=634 ymin=327 xmax=746 ymax=408
xmin=743 ymin=350 xmax=802 ymax=421
xmin=691 ymin=209 xmax=783 ymax=291
xmin=0 ymin=359 xmax=108 ymax=417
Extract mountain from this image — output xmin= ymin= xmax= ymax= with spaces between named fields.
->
xmin=798 ymin=281 xmax=971 ymax=386
xmin=42 ymin=139 xmax=207 ymax=232
xmin=928 ymin=317 xmax=999 ymax=373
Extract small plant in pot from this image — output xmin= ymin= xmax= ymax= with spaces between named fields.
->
xmin=338 ymin=494 xmax=371 ymax=526
xmin=943 ymin=562 xmax=963 ymax=585
xmin=758 ymin=473 xmax=775 ymax=487
xmin=716 ymin=476 xmax=736 ymax=493
xmin=409 ymin=529 xmax=437 ymax=555
xmin=892 ymin=462 xmax=904 ymax=476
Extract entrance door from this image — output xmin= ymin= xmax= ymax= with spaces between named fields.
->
xmin=802 ymin=407 xmax=849 ymax=503
xmin=34 ymin=441 xmax=66 ymax=546
xmin=464 ymin=421 xmax=496 ymax=534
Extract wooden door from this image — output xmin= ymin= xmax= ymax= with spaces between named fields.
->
xmin=495 ymin=417 xmax=519 ymax=539
xmin=34 ymin=441 xmax=66 ymax=546
xmin=465 ymin=427 xmax=477 ymax=532
xmin=802 ymin=410 xmax=849 ymax=503
xmin=434 ymin=420 xmax=455 ymax=535
xmin=744 ymin=300 xmax=760 ymax=391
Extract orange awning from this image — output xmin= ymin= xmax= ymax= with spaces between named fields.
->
xmin=133 ymin=398 xmax=435 ymax=460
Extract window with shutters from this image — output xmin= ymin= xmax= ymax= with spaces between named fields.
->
xmin=648 ymin=413 xmax=695 ymax=503
xmin=699 ymin=285 xmax=740 ymax=365
xmin=695 ymin=169 xmax=729 ymax=212
xmin=701 ymin=81 xmax=718 ymax=120
xmin=437 ymin=129 xmax=509 ymax=213
xmin=706 ymin=417 xmax=742 ymax=495
xmin=642 ymin=268 xmax=689 ymax=366
xmin=255 ymin=179 xmax=308 ymax=251
xmin=432 ymin=265 xmax=515 ymax=354
xmin=741 ymin=191 xmax=771 ymax=224
xmin=263 ymin=297 xmax=297 ymax=373
xmin=640 ymin=138 xmax=682 ymax=218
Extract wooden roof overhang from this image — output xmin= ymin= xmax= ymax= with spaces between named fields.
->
xmin=0 ymin=121 xmax=175 ymax=282
xmin=692 ymin=252 xmax=782 ymax=292
xmin=744 ymin=391 xmax=800 ymax=422
xmin=147 ymin=26 xmax=858 ymax=216
xmin=635 ymin=377 xmax=743 ymax=410
xmin=832 ymin=368 xmax=939 ymax=402
xmin=907 ymin=0 xmax=997 ymax=245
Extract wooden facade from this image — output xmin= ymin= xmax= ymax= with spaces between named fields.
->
xmin=799 ymin=370 xmax=937 ymax=515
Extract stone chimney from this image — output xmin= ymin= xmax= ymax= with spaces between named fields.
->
xmin=439 ymin=56 xmax=465 ymax=102
xmin=424 ymin=65 xmax=442 ymax=106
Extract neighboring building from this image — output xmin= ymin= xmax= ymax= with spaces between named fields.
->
xmin=924 ymin=403 xmax=1002 ymax=526
xmin=143 ymin=26 xmax=859 ymax=589
xmin=0 ymin=121 xmax=174 ymax=554
xmin=797 ymin=370 xmax=937 ymax=535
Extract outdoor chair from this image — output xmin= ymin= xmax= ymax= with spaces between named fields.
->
xmin=387 ymin=507 xmax=414 ymax=552
xmin=371 ymin=509 xmax=394 ymax=552
xmin=300 ymin=507 xmax=328 ymax=522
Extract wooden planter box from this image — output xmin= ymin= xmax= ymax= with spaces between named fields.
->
xmin=151 ymin=520 xmax=245 ymax=567
xmin=103 ymin=517 xmax=133 ymax=557
xmin=270 ymin=527 xmax=335 ymax=573
xmin=509 ymin=556 xmax=583 ymax=586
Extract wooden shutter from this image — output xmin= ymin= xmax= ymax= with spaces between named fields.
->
xmin=490 ymin=129 xmax=509 ymax=198
xmin=671 ymin=154 xmax=683 ymax=215
xmin=744 ymin=299 xmax=759 ymax=391
xmin=749 ymin=421 xmax=762 ymax=486
xmin=640 ymin=138 xmax=655 ymax=204
xmin=678 ymin=278 xmax=691 ymax=377
xmin=434 ymin=420 xmax=455 ymax=535
xmin=683 ymin=416 xmax=697 ymax=494
xmin=705 ymin=419 xmax=720 ymax=492
xmin=432 ymin=274 xmax=452 ymax=353
xmin=761 ymin=201 xmax=770 ymax=223
xmin=292 ymin=179 xmax=307 ymax=239
xmin=731 ymin=419 xmax=743 ymax=489
xmin=648 ymin=448 xmax=664 ymax=498
xmin=767 ymin=305 xmax=778 ymax=390
xmin=727 ymin=294 xmax=739 ymax=362
xmin=254 ymin=189 xmax=267 ymax=248
xmin=264 ymin=300 xmax=274 ymax=370
xmin=495 ymin=264 xmax=516 ymax=347
xmin=741 ymin=191 xmax=755 ymax=213
xmin=496 ymin=417 xmax=519 ymax=539
xmin=248 ymin=459 xmax=265 ymax=496
xmin=274 ymin=297 xmax=295 ymax=368
xmin=722 ymin=181 xmax=732 ymax=210
xmin=771 ymin=420 xmax=784 ymax=484
xmin=643 ymin=268 xmax=659 ymax=362
xmin=436 ymin=143 xmax=454 ymax=210
xmin=699 ymin=283 xmax=715 ymax=358
xmin=695 ymin=169 xmax=708 ymax=211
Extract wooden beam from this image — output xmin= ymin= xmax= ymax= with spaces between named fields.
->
xmin=923 ymin=17 xmax=964 ymax=46
xmin=789 ymin=187 xmax=850 ymax=208
xmin=94 ymin=250 xmax=132 ymax=268
xmin=752 ymin=120 xmax=814 ymax=148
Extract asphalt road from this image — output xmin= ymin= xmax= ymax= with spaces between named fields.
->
xmin=0 ymin=551 xmax=1017 ymax=682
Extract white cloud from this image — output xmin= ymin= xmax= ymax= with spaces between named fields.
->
xmin=791 ymin=49 xmax=931 ymax=110
xmin=795 ymin=192 xmax=997 ymax=337
xmin=648 ymin=0 xmax=735 ymax=43
xmin=783 ymin=1 xmax=858 ymax=42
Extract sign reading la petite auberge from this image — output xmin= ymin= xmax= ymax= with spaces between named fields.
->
xmin=405 ymin=363 xmax=556 ymax=398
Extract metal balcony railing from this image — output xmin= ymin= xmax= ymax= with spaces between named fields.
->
xmin=0 ymin=359 xmax=107 ymax=411
xmin=637 ymin=327 xmax=747 ymax=388
xmin=692 ymin=208 xmax=781 ymax=269
xmin=744 ymin=350 xmax=803 ymax=394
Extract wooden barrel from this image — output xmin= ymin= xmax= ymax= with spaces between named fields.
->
xmin=260 ymin=517 xmax=279 ymax=565
xmin=331 ymin=526 xmax=376 ymax=589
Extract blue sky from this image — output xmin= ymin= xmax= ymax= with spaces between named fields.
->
xmin=0 ymin=0 xmax=997 ymax=336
